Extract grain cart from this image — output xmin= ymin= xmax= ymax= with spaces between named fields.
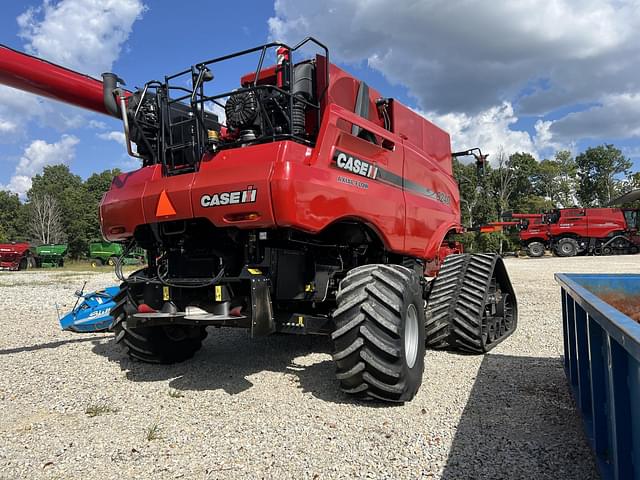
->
xmin=35 ymin=243 xmax=68 ymax=267
xmin=89 ymin=240 xmax=145 ymax=267
xmin=0 ymin=242 xmax=33 ymax=270
xmin=0 ymin=39 xmax=518 ymax=402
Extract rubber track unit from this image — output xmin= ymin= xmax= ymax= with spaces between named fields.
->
xmin=425 ymin=253 xmax=517 ymax=353
xmin=331 ymin=264 xmax=425 ymax=403
xmin=110 ymin=284 xmax=207 ymax=364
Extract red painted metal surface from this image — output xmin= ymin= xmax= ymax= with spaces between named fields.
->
xmin=515 ymin=208 xmax=640 ymax=246
xmin=0 ymin=44 xmax=116 ymax=116
xmin=0 ymin=242 xmax=31 ymax=270
xmin=0 ymin=44 xmax=463 ymax=265
xmin=548 ymin=208 xmax=628 ymax=239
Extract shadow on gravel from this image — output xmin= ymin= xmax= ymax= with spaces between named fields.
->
xmin=0 ymin=336 xmax=106 ymax=355
xmin=441 ymin=353 xmax=599 ymax=480
xmin=91 ymin=330 xmax=391 ymax=406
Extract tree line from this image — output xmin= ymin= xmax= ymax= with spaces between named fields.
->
xmin=455 ymin=143 xmax=637 ymax=252
xmin=0 ymin=165 xmax=120 ymax=258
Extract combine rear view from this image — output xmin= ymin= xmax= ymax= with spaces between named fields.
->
xmin=0 ymin=39 xmax=518 ymax=402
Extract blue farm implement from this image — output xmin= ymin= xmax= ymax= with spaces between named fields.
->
xmin=58 ymin=285 xmax=120 ymax=333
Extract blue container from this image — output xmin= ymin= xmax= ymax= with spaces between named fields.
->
xmin=555 ymin=273 xmax=640 ymax=480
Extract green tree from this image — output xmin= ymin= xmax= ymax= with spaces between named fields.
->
xmin=453 ymin=158 xmax=495 ymax=228
xmin=0 ymin=190 xmax=28 ymax=241
xmin=26 ymin=165 xmax=117 ymax=258
xmin=508 ymin=152 xmax=538 ymax=201
xmin=84 ymin=169 xmax=121 ymax=242
xmin=575 ymin=144 xmax=632 ymax=206
xmin=553 ymin=150 xmax=578 ymax=207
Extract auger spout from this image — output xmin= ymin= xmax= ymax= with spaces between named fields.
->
xmin=0 ymin=44 xmax=126 ymax=118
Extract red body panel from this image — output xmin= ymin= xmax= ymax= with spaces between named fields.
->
xmin=548 ymin=208 xmax=627 ymax=239
xmin=0 ymin=243 xmax=31 ymax=270
xmin=516 ymin=208 xmax=639 ymax=245
xmin=101 ymin=97 xmax=460 ymax=261
xmin=0 ymin=45 xmax=462 ymax=263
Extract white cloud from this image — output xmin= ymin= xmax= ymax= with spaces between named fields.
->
xmin=422 ymin=102 xmax=537 ymax=160
xmin=1 ymin=135 xmax=79 ymax=197
xmin=18 ymin=0 xmax=146 ymax=78
xmin=269 ymin=0 xmax=640 ymax=150
xmin=98 ymin=130 xmax=126 ymax=146
xmin=0 ymin=0 xmax=145 ymax=144
xmin=0 ymin=120 xmax=17 ymax=134
xmin=88 ymin=120 xmax=108 ymax=130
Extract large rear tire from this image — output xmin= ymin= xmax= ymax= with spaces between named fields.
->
xmin=332 ymin=264 xmax=426 ymax=403
xmin=526 ymin=241 xmax=545 ymax=258
xmin=555 ymin=237 xmax=579 ymax=257
xmin=110 ymin=285 xmax=207 ymax=364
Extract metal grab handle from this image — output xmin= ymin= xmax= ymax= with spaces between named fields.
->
xmin=118 ymin=93 xmax=143 ymax=159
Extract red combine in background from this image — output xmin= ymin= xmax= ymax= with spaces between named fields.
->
xmin=502 ymin=208 xmax=640 ymax=257
xmin=0 ymin=243 xmax=32 ymax=270
xmin=0 ymin=38 xmax=518 ymax=402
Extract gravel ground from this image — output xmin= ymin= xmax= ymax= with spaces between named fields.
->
xmin=1 ymin=256 xmax=637 ymax=479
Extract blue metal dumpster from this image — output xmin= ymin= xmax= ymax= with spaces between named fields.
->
xmin=555 ymin=273 xmax=640 ymax=480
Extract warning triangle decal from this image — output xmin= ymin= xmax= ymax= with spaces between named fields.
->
xmin=156 ymin=190 xmax=177 ymax=217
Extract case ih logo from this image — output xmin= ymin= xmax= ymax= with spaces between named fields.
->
xmin=200 ymin=186 xmax=257 ymax=207
xmin=334 ymin=151 xmax=378 ymax=179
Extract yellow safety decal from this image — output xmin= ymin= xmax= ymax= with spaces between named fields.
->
xmin=215 ymin=285 xmax=222 ymax=302
xmin=247 ymin=268 xmax=262 ymax=275
xmin=163 ymin=286 xmax=170 ymax=301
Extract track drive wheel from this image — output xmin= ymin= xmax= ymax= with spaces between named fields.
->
xmin=332 ymin=264 xmax=426 ymax=403
xmin=110 ymin=283 xmax=207 ymax=364
xmin=526 ymin=242 xmax=545 ymax=258
xmin=425 ymin=254 xmax=517 ymax=353
xmin=555 ymin=238 xmax=579 ymax=257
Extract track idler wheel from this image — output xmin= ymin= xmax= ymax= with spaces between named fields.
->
xmin=425 ymin=254 xmax=518 ymax=354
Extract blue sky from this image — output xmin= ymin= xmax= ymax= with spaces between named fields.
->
xmin=0 ymin=0 xmax=638 ymax=197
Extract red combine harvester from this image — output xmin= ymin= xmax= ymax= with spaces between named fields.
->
xmin=505 ymin=208 xmax=640 ymax=257
xmin=0 ymin=243 xmax=32 ymax=270
xmin=0 ymin=39 xmax=517 ymax=402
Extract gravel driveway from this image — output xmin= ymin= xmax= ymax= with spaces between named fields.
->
xmin=1 ymin=255 xmax=637 ymax=479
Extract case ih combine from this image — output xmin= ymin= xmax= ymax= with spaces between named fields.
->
xmin=0 ymin=38 xmax=517 ymax=402
xmin=504 ymin=208 xmax=640 ymax=257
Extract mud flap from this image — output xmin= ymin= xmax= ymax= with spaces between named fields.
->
xmin=250 ymin=276 xmax=275 ymax=336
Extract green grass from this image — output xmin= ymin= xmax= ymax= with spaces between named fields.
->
xmin=145 ymin=421 xmax=162 ymax=441
xmin=85 ymin=403 xmax=118 ymax=417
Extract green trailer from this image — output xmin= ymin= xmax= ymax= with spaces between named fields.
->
xmin=89 ymin=241 xmax=145 ymax=267
xmin=35 ymin=244 xmax=68 ymax=267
